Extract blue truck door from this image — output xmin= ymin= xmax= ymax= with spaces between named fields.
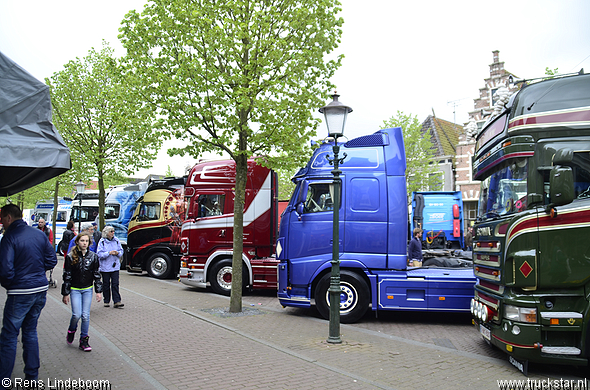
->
xmin=285 ymin=179 xmax=343 ymax=267
xmin=345 ymin=175 xmax=387 ymax=268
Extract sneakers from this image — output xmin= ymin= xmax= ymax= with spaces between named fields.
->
xmin=66 ymin=330 xmax=76 ymax=344
xmin=114 ymin=302 xmax=124 ymax=308
xmin=104 ymin=302 xmax=110 ymax=307
xmin=79 ymin=336 xmax=92 ymax=352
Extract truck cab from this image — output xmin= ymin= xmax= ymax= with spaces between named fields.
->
xmin=33 ymin=198 xmax=72 ymax=249
xmin=411 ymin=191 xmax=464 ymax=249
xmin=178 ymin=159 xmax=279 ymax=295
xmin=277 ymin=128 xmax=475 ymax=323
xmin=471 ymin=72 xmax=590 ymax=372
xmin=104 ymin=182 xmax=148 ymax=246
xmin=126 ymin=177 xmax=186 ymax=279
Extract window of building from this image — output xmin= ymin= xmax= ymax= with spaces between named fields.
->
xmin=491 ymin=88 xmax=499 ymax=107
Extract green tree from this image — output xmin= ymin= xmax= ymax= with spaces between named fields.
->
xmin=542 ymin=66 xmax=560 ymax=81
xmin=165 ymin=165 xmax=175 ymax=177
xmin=276 ymin=167 xmax=298 ymax=201
xmin=382 ymin=111 xmax=440 ymax=202
xmin=47 ymin=42 xmax=162 ymax=230
xmin=120 ymin=0 xmax=343 ymax=312
xmin=545 ymin=66 xmax=559 ymax=76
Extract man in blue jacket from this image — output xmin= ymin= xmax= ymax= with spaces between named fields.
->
xmin=0 ymin=204 xmax=57 ymax=382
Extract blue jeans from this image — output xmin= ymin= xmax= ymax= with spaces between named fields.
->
xmin=0 ymin=291 xmax=47 ymax=382
xmin=68 ymin=287 xmax=93 ymax=338
xmin=101 ymin=271 xmax=121 ymax=304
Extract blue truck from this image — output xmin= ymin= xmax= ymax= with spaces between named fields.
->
xmin=411 ymin=191 xmax=464 ymax=250
xmin=277 ymin=127 xmax=475 ymax=323
xmin=103 ymin=182 xmax=148 ymax=247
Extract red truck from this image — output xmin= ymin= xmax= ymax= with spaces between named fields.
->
xmin=177 ymin=159 xmax=280 ymax=295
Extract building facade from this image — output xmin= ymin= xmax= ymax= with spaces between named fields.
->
xmin=458 ymin=51 xmax=520 ymax=228
xmin=423 ymin=51 xmax=520 ymax=229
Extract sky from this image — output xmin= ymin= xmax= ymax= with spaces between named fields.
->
xmin=2 ymin=0 xmax=590 ymax=177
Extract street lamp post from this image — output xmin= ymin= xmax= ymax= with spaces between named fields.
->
xmin=74 ymin=181 xmax=86 ymax=233
xmin=319 ymin=93 xmax=352 ymax=344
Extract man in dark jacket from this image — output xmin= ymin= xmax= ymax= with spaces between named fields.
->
xmin=0 ymin=204 xmax=57 ymax=382
xmin=36 ymin=218 xmax=53 ymax=244
xmin=408 ymin=228 xmax=423 ymax=267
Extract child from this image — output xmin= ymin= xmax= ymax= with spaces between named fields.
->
xmin=61 ymin=233 xmax=102 ymax=351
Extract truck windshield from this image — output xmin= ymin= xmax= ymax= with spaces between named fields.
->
xmin=478 ymin=158 xmax=528 ymax=218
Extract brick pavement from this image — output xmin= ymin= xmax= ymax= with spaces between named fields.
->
xmin=1 ymin=260 xmax=586 ymax=390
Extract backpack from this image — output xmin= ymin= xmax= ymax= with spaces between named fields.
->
xmin=59 ymin=229 xmax=75 ymax=254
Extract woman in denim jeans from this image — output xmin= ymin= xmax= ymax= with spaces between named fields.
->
xmin=61 ymin=233 xmax=102 ymax=351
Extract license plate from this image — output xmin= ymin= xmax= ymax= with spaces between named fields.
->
xmin=480 ymin=324 xmax=491 ymax=340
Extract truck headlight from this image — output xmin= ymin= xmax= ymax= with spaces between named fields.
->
xmin=503 ymin=305 xmax=537 ymax=323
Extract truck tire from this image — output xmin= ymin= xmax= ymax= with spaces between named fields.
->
xmin=119 ymin=251 xmax=127 ymax=270
xmin=209 ymin=259 xmax=248 ymax=296
xmin=314 ymin=270 xmax=370 ymax=324
xmin=146 ymin=252 xmax=173 ymax=279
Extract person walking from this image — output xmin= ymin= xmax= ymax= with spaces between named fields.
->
xmin=61 ymin=233 xmax=102 ymax=352
xmin=58 ymin=220 xmax=76 ymax=257
xmin=66 ymin=222 xmax=97 ymax=254
xmin=91 ymin=222 xmax=101 ymax=250
xmin=36 ymin=218 xmax=53 ymax=244
xmin=96 ymin=226 xmax=124 ymax=308
xmin=0 ymin=204 xmax=57 ymax=381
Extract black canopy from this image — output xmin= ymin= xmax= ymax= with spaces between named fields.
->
xmin=0 ymin=51 xmax=71 ymax=197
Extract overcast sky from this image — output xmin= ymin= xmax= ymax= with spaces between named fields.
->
xmin=2 ymin=0 xmax=589 ymax=177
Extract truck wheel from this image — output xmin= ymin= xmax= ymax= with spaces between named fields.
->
xmin=119 ymin=251 xmax=127 ymax=270
xmin=209 ymin=259 xmax=248 ymax=296
xmin=146 ymin=252 xmax=173 ymax=279
xmin=315 ymin=270 xmax=370 ymax=324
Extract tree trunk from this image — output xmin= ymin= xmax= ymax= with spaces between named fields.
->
xmin=16 ymin=192 xmax=24 ymax=210
xmin=229 ymin=152 xmax=248 ymax=313
xmin=97 ymin=167 xmax=105 ymax=232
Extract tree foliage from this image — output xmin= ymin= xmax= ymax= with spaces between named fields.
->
xmin=47 ymin=43 xmax=162 ymax=229
xmin=545 ymin=66 xmax=559 ymax=76
xmin=120 ymin=0 xmax=343 ymax=311
xmin=382 ymin=111 xmax=440 ymax=202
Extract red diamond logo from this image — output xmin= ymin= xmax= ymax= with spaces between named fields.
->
xmin=520 ymin=261 xmax=533 ymax=278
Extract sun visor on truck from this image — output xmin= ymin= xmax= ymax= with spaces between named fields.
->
xmin=0 ymin=51 xmax=71 ymax=196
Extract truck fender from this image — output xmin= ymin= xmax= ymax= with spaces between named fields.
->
xmin=141 ymin=246 xmax=174 ymax=268
xmin=204 ymin=250 xmax=253 ymax=285
xmin=309 ymin=259 xmax=369 ymax=293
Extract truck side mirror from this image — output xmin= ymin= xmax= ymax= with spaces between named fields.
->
xmin=296 ymin=203 xmax=304 ymax=215
xmin=549 ymin=166 xmax=574 ymax=206
xmin=296 ymin=181 xmax=309 ymax=204
xmin=294 ymin=181 xmax=309 ymax=220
